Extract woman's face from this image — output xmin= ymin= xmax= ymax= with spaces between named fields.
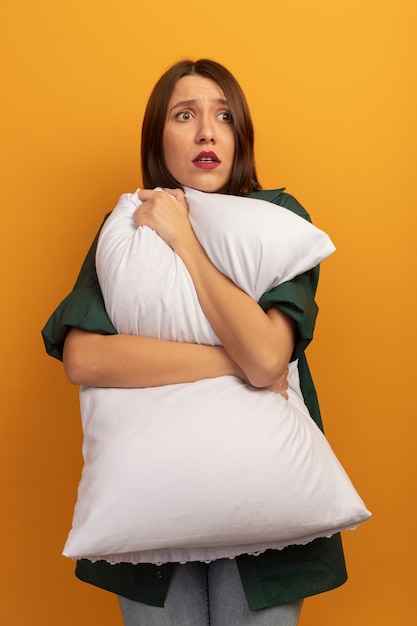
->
xmin=163 ymin=75 xmax=235 ymax=193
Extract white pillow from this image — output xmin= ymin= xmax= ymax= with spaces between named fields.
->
xmin=63 ymin=188 xmax=370 ymax=565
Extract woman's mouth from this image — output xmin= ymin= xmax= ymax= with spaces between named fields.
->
xmin=192 ymin=151 xmax=221 ymax=170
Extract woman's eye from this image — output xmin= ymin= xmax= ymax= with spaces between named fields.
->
xmin=218 ymin=111 xmax=232 ymax=122
xmin=176 ymin=111 xmax=192 ymax=121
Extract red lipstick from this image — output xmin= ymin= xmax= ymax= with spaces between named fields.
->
xmin=192 ymin=151 xmax=220 ymax=170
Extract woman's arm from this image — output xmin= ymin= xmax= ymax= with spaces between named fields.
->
xmin=63 ymin=328 xmax=245 ymax=388
xmin=135 ymin=189 xmax=296 ymax=388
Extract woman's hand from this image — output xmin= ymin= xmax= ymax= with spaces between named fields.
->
xmin=266 ymin=367 xmax=289 ymax=400
xmin=134 ymin=188 xmax=195 ymax=251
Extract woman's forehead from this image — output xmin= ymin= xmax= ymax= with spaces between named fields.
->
xmin=168 ymin=75 xmax=227 ymax=107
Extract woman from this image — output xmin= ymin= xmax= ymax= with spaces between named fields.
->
xmin=43 ymin=59 xmax=347 ymax=626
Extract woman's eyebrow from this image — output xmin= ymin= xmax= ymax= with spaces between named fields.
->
xmin=169 ymin=98 xmax=229 ymax=113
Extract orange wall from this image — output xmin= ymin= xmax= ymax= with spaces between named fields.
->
xmin=1 ymin=1 xmax=416 ymax=624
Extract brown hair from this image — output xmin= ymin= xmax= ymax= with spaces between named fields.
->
xmin=141 ymin=59 xmax=261 ymax=194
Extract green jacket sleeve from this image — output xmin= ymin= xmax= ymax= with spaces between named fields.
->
xmin=258 ymin=270 xmax=319 ymax=361
xmin=250 ymin=189 xmax=320 ymax=362
xmin=41 ymin=214 xmax=116 ymax=361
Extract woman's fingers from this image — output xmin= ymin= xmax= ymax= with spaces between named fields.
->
xmin=134 ymin=188 xmax=192 ymax=250
xmin=161 ymin=187 xmax=187 ymax=207
xmin=265 ymin=367 xmax=289 ymax=399
xmin=137 ymin=187 xmax=186 ymax=205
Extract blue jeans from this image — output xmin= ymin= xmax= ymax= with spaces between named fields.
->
xmin=118 ymin=558 xmax=303 ymax=626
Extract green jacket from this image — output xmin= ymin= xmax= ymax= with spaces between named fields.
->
xmin=42 ymin=189 xmax=347 ymax=610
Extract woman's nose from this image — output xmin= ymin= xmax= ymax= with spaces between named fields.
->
xmin=197 ymin=134 xmax=215 ymax=143
xmin=196 ymin=117 xmax=216 ymax=143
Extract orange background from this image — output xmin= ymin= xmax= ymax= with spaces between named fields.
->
xmin=1 ymin=0 xmax=416 ymax=624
